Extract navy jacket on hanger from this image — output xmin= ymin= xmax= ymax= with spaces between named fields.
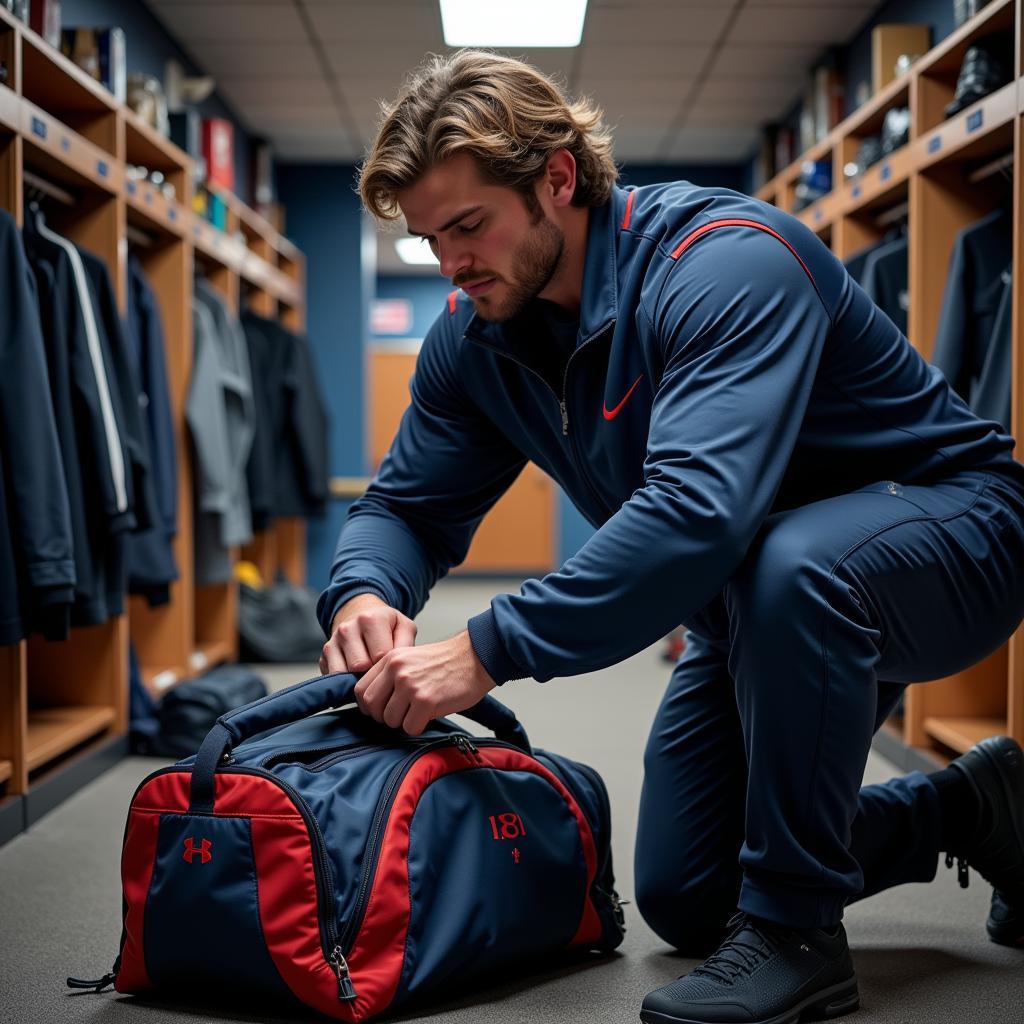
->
xmin=124 ymin=254 xmax=179 ymax=605
xmin=932 ymin=208 xmax=1012 ymax=431
xmin=0 ymin=209 xmax=75 ymax=644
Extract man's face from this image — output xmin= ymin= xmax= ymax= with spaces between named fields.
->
xmin=398 ymin=153 xmax=565 ymax=322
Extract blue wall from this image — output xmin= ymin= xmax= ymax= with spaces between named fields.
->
xmin=65 ymin=0 xmax=255 ymax=200
xmin=276 ymin=164 xmax=369 ymax=590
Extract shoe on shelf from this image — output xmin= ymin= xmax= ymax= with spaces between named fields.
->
xmin=639 ymin=912 xmax=859 ymax=1024
xmin=944 ymin=735 xmax=1024 ymax=946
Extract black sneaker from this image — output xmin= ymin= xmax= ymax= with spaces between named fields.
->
xmin=987 ymin=890 xmax=1024 ymax=947
xmin=944 ymin=735 xmax=1024 ymax=941
xmin=639 ymin=912 xmax=859 ymax=1024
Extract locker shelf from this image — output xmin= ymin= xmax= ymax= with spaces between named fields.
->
xmin=26 ymin=706 xmax=116 ymax=773
xmin=923 ymin=717 xmax=1007 ymax=756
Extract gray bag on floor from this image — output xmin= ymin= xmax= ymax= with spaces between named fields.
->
xmin=149 ymin=665 xmax=267 ymax=758
xmin=238 ymin=576 xmax=325 ymax=663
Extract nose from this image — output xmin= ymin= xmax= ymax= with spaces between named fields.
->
xmin=435 ymin=237 xmax=469 ymax=281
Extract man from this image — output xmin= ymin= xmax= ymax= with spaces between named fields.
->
xmin=319 ymin=50 xmax=1024 ymax=1024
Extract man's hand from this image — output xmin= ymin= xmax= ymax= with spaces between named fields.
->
xmin=320 ymin=593 xmax=417 ymax=675
xmin=355 ymin=631 xmax=497 ymax=736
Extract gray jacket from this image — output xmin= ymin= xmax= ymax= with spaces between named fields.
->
xmin=187 ymin=278 xmax=255 ymax=584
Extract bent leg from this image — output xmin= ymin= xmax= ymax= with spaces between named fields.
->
xmin=634 ymin=602 xmax=746 ymax=954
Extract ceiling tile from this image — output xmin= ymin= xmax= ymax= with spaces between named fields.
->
xmin=183 ymin=40 xmax=320 ymax=78
xmin=576 ymin=43 xmax=708 ymax=84
xmin=709 ymin=43 xmax=823 ymax=78
xmin=696 ymin=76 xmax=802 ymax=105
xmin=583 ymin=5 xmax=732 ymax=45
xmin=217 ymin=76 xmax=334 ymax=107
xmin=728 ymin=6 xmax=872 ymax=47
xmin=305 ymin=1 xmax=444 ymax=42
xmin=150 ymin=3 xmax=306 ymax=42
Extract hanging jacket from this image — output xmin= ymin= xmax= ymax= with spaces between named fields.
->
xmin=318 ymin=182 xmax=1021 ymax=685
xmin=860 ymin=234 xmax=908 ymax=335
xmin=23 ymin=212 xmax=131 ymax=624
xmin=276 ymin=327 xmax=329 ymax=518
xmin=931 ymin=208 xmax=1013 ymax=429
xmin=187 ymin=279 xmax=255 ymax=584
xmin=240 ymin=310 xmax=330 ymax=524
xmin=78 ymin=247 xmax=157 ymax=535
xmin=0 ymin=209 xmax=75 ymax=644
xmin=124 ymin=254 xmax=179 ymax=605
xmin=968 ymin=266 xmax=1012 ymax=431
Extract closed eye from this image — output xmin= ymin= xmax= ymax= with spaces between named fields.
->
xmin=458 ymin=220 xmax=483 ymax=235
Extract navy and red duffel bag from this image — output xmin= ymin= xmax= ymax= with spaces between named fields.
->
xmin=69 ymin=671 xmax=626 ymax=1019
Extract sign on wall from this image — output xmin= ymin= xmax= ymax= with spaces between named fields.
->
xmin=371 ymin=298 xmax=414 ymax=335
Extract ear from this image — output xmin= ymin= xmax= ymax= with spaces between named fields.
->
xmin=545 ymin=149 xmax=577 ymax=209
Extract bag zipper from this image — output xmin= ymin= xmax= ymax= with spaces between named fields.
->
xmin=335 ymin=734 xmax=483 ymax=969
xmin=535 ymin=753 xmax=627 ymax=936
xmin=113 ymin=764 xmax=356 ymax=1003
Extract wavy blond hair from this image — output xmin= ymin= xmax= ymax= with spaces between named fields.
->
xmin=358 ymin=50 xmax=618 ymax=221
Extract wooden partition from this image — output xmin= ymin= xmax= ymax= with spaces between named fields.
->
xmin=0 ymin=8 xmax=308 ymax=830
xmin=757 ymin=0 xmax=1023 ymax=763
xmin=368 ymin=349 xmax=556 ymax=574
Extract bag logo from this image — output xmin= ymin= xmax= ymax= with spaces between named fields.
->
xmin=488 ymin=812 xmax=526 ymax=841
xmin=182 ymin=837 xmax=213 ymax=864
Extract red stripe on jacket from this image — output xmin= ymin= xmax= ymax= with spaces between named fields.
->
xmin=670 ymin=218 xmax=816 ymax=288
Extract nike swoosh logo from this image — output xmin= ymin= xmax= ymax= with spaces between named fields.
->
xmin=603 ymin=374 xmax=645 ymax=421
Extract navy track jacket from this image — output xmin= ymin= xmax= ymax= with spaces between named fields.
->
xmin=318 ymin=183 xmax=1019 ymax=684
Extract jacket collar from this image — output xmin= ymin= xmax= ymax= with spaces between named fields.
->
xmin=463 ymin=185 xmax=626 ymax=353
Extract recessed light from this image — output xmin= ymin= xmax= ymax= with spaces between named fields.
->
xmin=395 ymin=237 xmax=440 ymax=265
xmin=440 ymin=0 xmax=587 ymax=47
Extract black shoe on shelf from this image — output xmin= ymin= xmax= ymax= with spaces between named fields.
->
xmin=944 ymin=735 xmax=1024 ymax=946
xmin=639 ymin=912 xmax=859 ymax=1024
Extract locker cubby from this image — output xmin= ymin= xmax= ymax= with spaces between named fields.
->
xmin=0 ymin=4 xmax=309 ymax=836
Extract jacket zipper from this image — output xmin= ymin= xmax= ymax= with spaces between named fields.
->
xmin=466 ymin=320 xmax=616 ymax=516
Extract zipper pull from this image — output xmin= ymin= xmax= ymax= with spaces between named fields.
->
xmin=452 ymin=734 xmax=482 ymax=763
xmin=329 ymin=946 xmax=357 ymax=1002
xmin=559 ymin=401 xmax=569 ymax=435
xmin=67 ymin=954 xmax=119 ymax=992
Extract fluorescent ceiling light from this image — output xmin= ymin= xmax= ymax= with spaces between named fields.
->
xmin=395 ymin=236 xmax=440 ymax=265
xmin=440 ymin=0 xmax=587 ymax=47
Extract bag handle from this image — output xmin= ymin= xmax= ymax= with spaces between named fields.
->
xmin=189 ymin=671 xmax=531 ymax=812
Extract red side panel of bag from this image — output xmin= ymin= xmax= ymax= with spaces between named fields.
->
xmin=116 ymin=770 xmax=359 ymax=1021
xmin=343 ymin=746 xmax=603 ymax=1020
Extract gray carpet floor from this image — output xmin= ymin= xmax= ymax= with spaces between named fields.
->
xmin=2 ymin=579 xmax=1021 ymax=1024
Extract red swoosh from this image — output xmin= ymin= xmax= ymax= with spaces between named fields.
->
xmin=603 ymin=373 xmax=645 ymax=421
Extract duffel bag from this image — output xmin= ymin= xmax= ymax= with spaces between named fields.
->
xmin=69 ymin=671 xmax=626 ymax=1020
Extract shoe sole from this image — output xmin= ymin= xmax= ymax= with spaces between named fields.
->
xmin=986 ymin=919 xmax=1024 ymax=947
xmin=639 ymin=977 xmax=860 ymax=1024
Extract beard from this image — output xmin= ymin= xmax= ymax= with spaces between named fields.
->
xmin=463 ymin=214 xmax=565 ymax=323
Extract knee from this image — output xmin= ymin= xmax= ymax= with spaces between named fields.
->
xmin=726 ymin=524 xmax=822 ymax=621
xmin=634 ymin=865 xmax=738 ymax=956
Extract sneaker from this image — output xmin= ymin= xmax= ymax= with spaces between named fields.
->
xmin=639 ymin=912 xmax=859 ymax=1024
xmin=987 ymin=890 xmax=1024 ymax=947
xmin=945 ymin=736 xmax=1024 ymax=937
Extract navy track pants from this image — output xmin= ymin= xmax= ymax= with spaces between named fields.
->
xmin=634 ymin=466 xmax=1024 ymax=947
